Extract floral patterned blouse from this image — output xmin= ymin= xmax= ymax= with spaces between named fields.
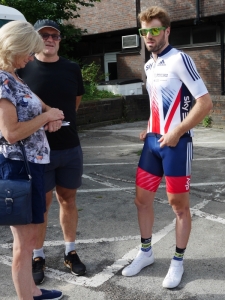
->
xmin=0 ymin=70 xmax=50 ymax=164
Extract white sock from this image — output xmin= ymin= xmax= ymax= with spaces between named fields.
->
xmin=65 ymin=242 xmax=76 ymax=255
xmin=33 ymin=247 xmax=45 ymax=259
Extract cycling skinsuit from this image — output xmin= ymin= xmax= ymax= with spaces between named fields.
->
xmin=136 ymin=45 xmax=208 ymax=193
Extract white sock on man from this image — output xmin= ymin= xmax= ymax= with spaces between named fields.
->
xmin=33 ymin=247 xmax=45 ymax=259
xmin=65 ymin=241 xmax=76 ymax=255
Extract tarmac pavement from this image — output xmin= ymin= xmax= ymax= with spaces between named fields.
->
xmin=0 ymin=121 xmax=225 ymax=299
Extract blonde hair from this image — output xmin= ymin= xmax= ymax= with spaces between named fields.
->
xmin=138 ymin=6 xmax=171 ymax=28
xmin=0 ymin=20 xmax=44 ymax=71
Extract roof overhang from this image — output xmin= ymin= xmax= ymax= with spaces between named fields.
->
xmin=0 ymin=5 xmax=26 ymax=21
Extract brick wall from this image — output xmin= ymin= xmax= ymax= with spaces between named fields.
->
xmin=77 ymin=98 xmax=124 ymax=127
xmin=76 ymin=96 xmax=150 ymax=128
xmin=123 ymin=95 xmax=150 ymax=121
xmin=140 ymin=0 xmax=197 ymax=22
xmin=141 ymin=0 xmax=225 ymax=22
xmin=71 ymin=0 xmax=137 ymax=34
xmin=117 ymin=53 xmax=143 ymax=80
xmin=72 ymin=0 xmax=225 ymax=119
xmin=174 ymin=46 xmax=222 ymax=95
xmin=72 ymin=0 xmax=225 ymax=33
xmin=210 ymin=96 xmax=225 ymax=128
xmin=77 ymin=95 xmax=225 ymax=129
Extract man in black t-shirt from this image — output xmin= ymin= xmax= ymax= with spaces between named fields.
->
xmin=18 ymin=19 xmax=86 ymax=285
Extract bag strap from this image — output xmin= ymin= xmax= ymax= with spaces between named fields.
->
xmin=19 ymin=140 xmax=32 ymax=180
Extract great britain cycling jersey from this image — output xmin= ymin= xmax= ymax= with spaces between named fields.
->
xmin=135 ymin=45 xmax=208 ymax=193
xmin=145 ymin=45 xmax=208 ymax=136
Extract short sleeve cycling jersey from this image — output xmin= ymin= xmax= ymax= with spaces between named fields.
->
xmin=145 ymin=45 xmax=208 ymax=136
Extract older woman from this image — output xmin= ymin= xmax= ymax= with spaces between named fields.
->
xmin=0 ymin=21 xmax=64 ymax=299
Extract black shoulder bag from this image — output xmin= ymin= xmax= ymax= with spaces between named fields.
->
xmin=0 ymin=141 xmax=32 ymax=225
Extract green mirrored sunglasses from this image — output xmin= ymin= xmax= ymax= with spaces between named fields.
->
xmin=139 ymin=27 xmax=166 ymax=37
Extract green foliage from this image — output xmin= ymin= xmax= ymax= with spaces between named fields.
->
xmin=202 ymin=115 xmax=212 ymax=127
xmin=81 ymin=62 xmax=120 ymax=101
xmin=81 ymin=61 xmax=106 ymax=83
xmin=0 ymin=0 xmax=101 ymax=58
xmin=0 ymin=0 xmax=101 ymax=24
xmin=59 ymin=25 xmax=87 ymax=59
xmin=82 ymin=83 xmax=119 ymax=101
xmin=136 ymin=149 xmax=142 ymax=156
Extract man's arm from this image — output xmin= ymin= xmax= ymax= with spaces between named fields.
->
xmin=159 ymin=93 xmax=213 ymax=148
xmin=76 ymin=95 xmax=82 ymax=112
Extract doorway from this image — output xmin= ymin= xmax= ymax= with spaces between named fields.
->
xmin=104 ymin=52 xmax=119 ymax=81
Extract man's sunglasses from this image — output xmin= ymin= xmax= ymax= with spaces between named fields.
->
xmin=139 ymin=27 xmax=166 ymax=37
xmin=40 ymin=33 xmax=62 ymax=41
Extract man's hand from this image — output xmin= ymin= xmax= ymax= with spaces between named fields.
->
xmin=140 ymin=129 xmax=147 ymax=141
xmin=158 ymin=131 xmax=180 ymax=148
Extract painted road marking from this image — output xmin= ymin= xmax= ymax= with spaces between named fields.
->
xmin=0 ymin=221 xmax=176 ymax=288
xmin=76 ymin=182 xmax=225 ymax=193
xmin=0 ymin=236 xmax=141 ymax=249
xmin=83 ymin=157 xmax=225 ymax=166
xmin=82 ymin=141 xmax=225 ymax=149
xmin=0 ymin=199 xmax=224 ymax=287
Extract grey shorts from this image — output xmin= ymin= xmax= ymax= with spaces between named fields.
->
xmin=44 ymin=145 xmax=83 ymax=192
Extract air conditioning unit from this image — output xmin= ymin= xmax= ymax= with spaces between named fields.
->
xmin=122 ymin=34 xmax=139 ymax=49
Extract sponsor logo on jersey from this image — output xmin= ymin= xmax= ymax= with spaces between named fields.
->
xmin=155 ymin=73 xmax=168 ymax=77
xmin=157 ymin=60 xmax=166 ymax=66
xmin=145 ymin=63 xmax=153 ymax=71
xmin=182 ymin=96 xmax=191 ymax=111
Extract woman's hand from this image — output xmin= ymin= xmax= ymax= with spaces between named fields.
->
xmin=46 ymin=108 xmax=64 ymax=122
xmin=44 ymin=108 xmax=64 ymax=132
xmin=44 ymin=120 xmax=63 ymax=132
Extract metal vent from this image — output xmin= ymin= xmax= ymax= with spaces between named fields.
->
xmin=122 ymin=35 xmax=139 ymax=49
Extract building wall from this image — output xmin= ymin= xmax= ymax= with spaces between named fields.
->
xmin=178 ymin=46 xmax=222 ymax=95
xmin=140 ymin=0 xmax=225 ymax=22
xmin=72 ymin=0 xmax=225 ymax=95
xmin=117 ymin=53 xmax=143 ymax=80
xmin=76 ymin=95 xmax=225 ymax=129
xmin=73 ymin=0 xmax=225 ymax=34
xmin=81 ymin=46 xmax=224 ymax=94
xmin=71 ymin=0 xmax=137 ymax=34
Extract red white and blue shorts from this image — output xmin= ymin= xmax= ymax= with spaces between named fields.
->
xmin=136 ymin=133 xmax=193 ymax=194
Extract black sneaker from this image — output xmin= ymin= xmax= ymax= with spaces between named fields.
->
xmin=64 ymin=250 xmax=86 ymax=276
xmin=32 ymin=257 xmax=45 ymax=285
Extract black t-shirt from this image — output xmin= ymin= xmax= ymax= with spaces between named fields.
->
xmin=17 ymin=57 xmax=84 ymax=150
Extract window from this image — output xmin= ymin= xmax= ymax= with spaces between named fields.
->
xmin=192 ymin=25 xmax=217 ymax=43
xmin=0 ymin=19 xmax=11 ymax=27
xmin=170 ymin=25 xmax=218 ymax=47
xmin=170 ymin=27 xmax=190 ymax=46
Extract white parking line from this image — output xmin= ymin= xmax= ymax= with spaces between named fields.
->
xmin=194 ymin=141 xmax=225 ymax=144
xmin=83 ymin=157 xmax=225 ymax=166
xmin=77 ymin=181 xmax=225 ymax=193
xmin=83 ymin=144 xmax=142 ymax=148
xmin=0 ymin=222 xmax=176 ymax=288
xmin=82 ymin=141 xmax=225 ymax=149
xmin=193 ymin=157 xmax=225 ymax=161
xmin=0 ymin=236 xmax=141 ymax=249
xmin=0 ymin=199 xmax=224 ymax=287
